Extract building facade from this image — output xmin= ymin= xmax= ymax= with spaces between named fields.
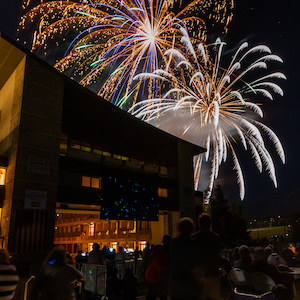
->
xmin=0 ymin=34 xmax=205 ymax=258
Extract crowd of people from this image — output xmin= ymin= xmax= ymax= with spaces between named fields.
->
xmin=3 ymin=213 xmax=300 ymax=299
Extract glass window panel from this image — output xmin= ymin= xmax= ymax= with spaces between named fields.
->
xmin=102 ymin=151 xmax=111 ymax=157
xmin=93 ymin=148 xmax=102 ymax=155
xmin=91 ymin=177 xmax=100 ymax=189
xmin=82 ymin=176 xmax=91 ymax=187
xmin=70 ymin=140 xmax=80 ymax=150
xmin=158 ymin=188 xmax=168 ymax=198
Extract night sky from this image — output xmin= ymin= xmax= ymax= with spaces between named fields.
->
xmin=0 ymin=0 xmax=299 ymax=218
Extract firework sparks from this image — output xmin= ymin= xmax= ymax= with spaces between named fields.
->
xmin=129 ymin=36 xmax=286 ymax=202
xmin=20 ymin=0 xmax=233 ymax=106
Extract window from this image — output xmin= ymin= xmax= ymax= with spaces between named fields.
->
xmin=89 ymin=223 xmax=95 ymax=236
xmin=60 ymin=141 xmax=67 ymax=152
xmin=82 ymin=176 xmax=91 ymax=187
xmin=131 ymin=158 xmax=144 ymax=165
xmin=91 ymin=177 xmax=100 ymax=189
xmin=0 ymin=168 xmax=6 ymax=186
xmin=160 ymin=166 xmax=168 ymax=176
xmin=93 ymin=148 xmax=103 ymax=155
xmin=70 ymin=140 xmax=80 ymax=150
xmin=82 ymin=176 xmax=102 ymax=189
xmin=81 ymin=143 xmax=91 ymax=152
xmin=158 ymin=188 xmax=168 ymax=198
xmin=102 ymin=151 xmax=111 ymax=157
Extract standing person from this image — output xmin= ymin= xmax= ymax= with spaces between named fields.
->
xmin=75 ymin=250 xmax=86 ymax=271
xmin=31 ymin=246 xmax=84 ymax=300
xmin=170 ymin=217 xmax=198 ymax=300
xmin=191 ymin=213 xmax=222 ymax=300
xmin=134 ymin=246 xmax=140 ymax=275
xmin=121 ymin=268 xmax=138 ymax=300
xmin=115 ymin=246 xmax=128 ymax=280
xmin=88 ymin=243 xmax=105 ymax=265
xmin=0 ymin=249 xmax=19 ymax=299
xmin=145 ymin=244 xmax=170 ymax=300
xmin=143 ymin=243 xmax=152 ymax=273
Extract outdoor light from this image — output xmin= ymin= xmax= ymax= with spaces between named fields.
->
xmin=0 ymin=167 xmax=6 ymax=186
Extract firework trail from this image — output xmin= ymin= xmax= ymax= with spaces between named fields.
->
xmin=129 ymin=34 xmax=286 ymax=202
xmin=19 ymin=0 xmax=233 ymax=106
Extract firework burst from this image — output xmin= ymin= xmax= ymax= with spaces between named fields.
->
xmin=129 ymin=34 xmax=286 ymax=202
xmin=20 ymin=0 xmax=233 ymax=106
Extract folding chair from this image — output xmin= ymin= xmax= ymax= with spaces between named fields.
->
xmin=229 ymin=268 xmax=251 ymax=292
xmin=250 ymin=272 xmax=276 ymax=294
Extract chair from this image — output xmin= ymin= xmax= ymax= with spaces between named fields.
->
xmin=229 ymin=268 xmax=251 ymax=291
xmin=267 ymin=253 xmax=287 ymax=268
xmin=250 ymin=272 xmax=276 ymax=293
xmin=234 ymin=288 xmax=276 ymax=300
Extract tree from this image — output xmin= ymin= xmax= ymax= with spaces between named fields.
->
xmin=211 ymin=185 xmax=249 ymax=245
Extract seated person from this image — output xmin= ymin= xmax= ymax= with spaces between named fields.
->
xmin=280 ymin=248 xmax=300 ymax=267
xmin=233 ymin=245 xmax=252 ymax=269
xmin=243 ymin=247 xmax=282 ymax=284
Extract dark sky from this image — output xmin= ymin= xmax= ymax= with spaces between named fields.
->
xmin=216 ymin=0 xmax=300 ymax=217
xmin=0 ymin=0 xmax=299 ymax=218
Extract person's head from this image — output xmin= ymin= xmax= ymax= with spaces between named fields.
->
xmin=92 ymin=243 xmax=100 ymax=251
xmin=178 ymin=217 xmax=195 ymax=237
xmin=264 ymin=247 xmax=273 ymax=259
xmin=280 ymin=248 xmax=294 ymax=263
xmin=238 ymin=245 xmax=250 ymax=259
xmin=0 ymin=249 xmax=10 ymax=264
xmin=119 ymin=246 xmax=123 ymax=252
xmin=78 ymin=250 xmax=83 ymax=255
xmin=198 ymin=213 xmax=211 ymax=231
xmin=252 ymin=247 xmax=265 ymax=261
xmin=46 ymin=246 xmax=66 ymax=266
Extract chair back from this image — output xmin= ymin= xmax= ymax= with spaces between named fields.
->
xmin=267 ymin=253 xmax=287 ymax=268
xmin=229 ymin=268 xmax=251 ymax=288
xmin=250 ymin=272 xmax=276 ymax=293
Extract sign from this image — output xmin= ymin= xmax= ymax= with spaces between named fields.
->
xmin=24 ymin=190 xmax=47 ymax=209
xmin=27 ymin=156 xmax=50 ymax=175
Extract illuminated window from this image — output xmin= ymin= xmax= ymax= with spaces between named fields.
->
xmin=81 ymin=143 xmax=91 ymax=152
xmin=102 ymin=151 xmax=111 ymax=157
xmin=139 ymin=241 xmax=147 ymax=251
xmin=70 ymin=140 xmax=80 ymax=150
xmin=82 ymin=176 xmax=91 ymax=187
xmin=0 ymin=168 xmax=6 ymax=185
xmin=113 ymin=154 xmax=122 ymax=160
xmin=131 ymin=158 xmax=144 ymax=165
xmin=158 ymin=188 xmax=168 ymax=198
xmin=93 ymin=148 xmax=103 ymax=155
xmin=60 ymin=141 xmax=67 ymax=152
xmin=111 ymin=242 xmax=117 ymax=251
xmin=89 ymin=223 xmax=95 ymax=236
xmin=91 ymin=177 xmax=101 ymax=189
xmin=160 ymin=166 xmax=168 ymax=176
xmin=121 ymin=156 xmax=129 ymax=161
xmin=82 ymin=176 xmax=101 ymax=188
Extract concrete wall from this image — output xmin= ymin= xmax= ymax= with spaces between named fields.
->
xmin=8 ymin=56 xmax=64 ymax=254
xmin=177 ymin=140 xmax=196 ymax=221
xmin=0 ymin=57 xmax=26 ymax=249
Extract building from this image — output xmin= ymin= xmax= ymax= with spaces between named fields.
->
xmin=0 ymin=33 xmax=205 ymax=258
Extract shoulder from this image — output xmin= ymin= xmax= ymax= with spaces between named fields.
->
xmin=0 ymin=263 xmax=18 ymax=274
xmin=64 ymin=264 xmax=84 ymax=277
